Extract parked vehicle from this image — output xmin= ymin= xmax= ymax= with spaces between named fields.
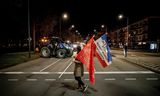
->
xmin=40 ymin=36 xmax=73 ymax=58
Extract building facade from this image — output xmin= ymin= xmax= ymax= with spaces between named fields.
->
xmin=111 ymin=17 xmax=160 ymax=52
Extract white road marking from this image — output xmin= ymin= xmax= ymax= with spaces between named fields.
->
xmin=31 ymin=72 xmax=50 ymax=74
xmin=64 ymin=79 xmax=74 ymax=81
xmin=0 ymin=71 xmax=155 ymax=74
xmin=26 ymin=79 xmax=37 ymax=81
xmin=104 ymin=78 xmax=116 ymax=80
xmin=58 ymin=58 xmax=73 ymax=78
xmin=94 ymin=68 xmax=96 ymax=72
xmin=93 ymin=71 xmax=155 ymax=74
xmin=3 ymin=77 xmax=160 ymax=82
xmin=45 ymin=79 xmax=56 ymax=81
xmin=8 ymin=79 xmax=18 ymax=81
xmin=4 ymin=78 xmax=160 ymax=82
xmin=125 ymin=78 xmax=136 ymax=80
xmin=40 ymin=59 xmax=61 ymax=72
xmin=84 ymin=79 xmax=89 ymax=81
xmin=0 ymin=72 xmax=25 ymax=74
xmin=146 ymin=78 xmax=158 ymax=80
xmin=57 ymin=72 xmax=73 ymax=74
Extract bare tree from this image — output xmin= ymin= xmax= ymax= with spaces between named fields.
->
xmin=39 ymin=15 xmax=56 ymax=37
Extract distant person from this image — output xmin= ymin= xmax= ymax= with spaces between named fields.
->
xmin=123 ymin=44 xmax=128 ymax=57
xmin=73 ymin=46 xmax=88 ymax=92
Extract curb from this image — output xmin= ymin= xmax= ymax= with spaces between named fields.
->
xmin=119 ymin=57 xmax=160 ymax=74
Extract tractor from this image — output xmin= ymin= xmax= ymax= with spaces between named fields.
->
xmin=40 ymin=36 xmax=73 ymax=58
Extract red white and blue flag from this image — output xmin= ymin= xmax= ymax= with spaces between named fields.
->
xmin=95 ymin=34 xmax=112 ymax=67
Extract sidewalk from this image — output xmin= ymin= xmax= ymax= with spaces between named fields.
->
xmin=111 ymin=49 xmax=160 ymax=73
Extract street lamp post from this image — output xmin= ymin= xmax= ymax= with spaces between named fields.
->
xmin=126 ymin=17 xmax=129 ymax=45
xmin=28 ymin=0 xmax=31 ymax=58
xmin=69 ymin=24 xmax=75 ymax=42
xmin=59 ymin=13 xmax=68 ymax=38
xmin=75 ymin=30 xmax=79 ymax=42
xmin=101 ymin=24 xmax=108 ymax=35
xmin=118 ymin=14 xmax=129 ymax=46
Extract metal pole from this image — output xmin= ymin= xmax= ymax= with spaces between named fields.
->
xmin=126 ymin=17 xmax=129 ymax=46
xmin=33 ymin=21 xmax=35 ymax=52
xmin=28 ymin=0 xmax=31 ymax=58
xmin=157 ymin=39 xmax=160 ymax=53
xmin=59 ymin=18 xmax=61 ymax=38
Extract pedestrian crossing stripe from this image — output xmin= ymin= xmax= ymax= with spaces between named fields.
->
xmin=0 ymin=71 xmax=155 ymax=74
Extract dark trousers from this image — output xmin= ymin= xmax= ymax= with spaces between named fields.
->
xmin=75 ymin=76 xmax=84 ymax=88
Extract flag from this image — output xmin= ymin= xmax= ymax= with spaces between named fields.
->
xmin=76 ymin=36 xmax=96 ymax=85
xmin=76 ymin=34 xmax=112 ymax=85
xmin=95 ymin=34 xmax=112 ymax=67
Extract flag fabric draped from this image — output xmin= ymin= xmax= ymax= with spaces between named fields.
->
xmin=95 ymin=34 xmax=112 ymax=67
xmin=75 ymin=34 xmax=112 ymax=85
xmin=76 ymin=36 xmax=96 ymax=85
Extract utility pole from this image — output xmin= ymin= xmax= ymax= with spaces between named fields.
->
xmin=33 ymin=21 xmax=35 ymax=52
xmin=118 ymin=14 xmax=129 ymax=46
xmin=59 ymin=13 xmax=68 ymax=38
xmin=28 ymin=0 xmax=31 ymax=58
xmin=126 ymin=17 xmax=129 ymax=46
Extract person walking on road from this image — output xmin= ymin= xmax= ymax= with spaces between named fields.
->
xmin=73 ymin=46 xmax=88 ymax=92
xmin=123 ymin=44 xmax=128 ymax=57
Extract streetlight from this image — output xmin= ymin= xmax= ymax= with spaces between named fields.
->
xmin=71 ymin=24 xmax=75 ymax=29
xmin=68 ymin=24 xmax=75 ymax=31
xmin=63 ymin=13 xmax=68 ymax=19
xmin=68 ymin=24 xmax=75 ymax=42
xmin=101 ymin=24 xmax=108 ymax=35
xmin=75 ymin=30 xmax=79 ymax=42
xmin=59 ymin=12 xmax=69 ymax=38
xmin=101 ymin=24 xmax=104 ymax=28
xmin=76 ymin=30 xmax=78 ymax=33
xmin=28 ymin=0 xmax=31 ymax=58
xmin=118 ymin=14 xmax=129 ymax=46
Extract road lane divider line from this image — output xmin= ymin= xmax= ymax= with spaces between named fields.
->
xmin=104 ymin=78 xmax=116 ymax=81
xmin=125 ymin=78 xmax=136 ymax=81
xmin=45 ymin=79 xmax=56 ymax=81
xmin=40 ymin=59 xmax=61 ymax=72
xmin=26 ymin=79 xmax=37 ymax=81
xmin=8 ymin=79 xmax=18 ymax=81
xmin=146 ymin=78 xmax=158 ymax=80
xmin=58 ymin=58 xmax=73 ymax=78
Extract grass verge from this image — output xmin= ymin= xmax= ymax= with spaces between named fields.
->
xmin=0 ymin=52 xmax=40 ymax=69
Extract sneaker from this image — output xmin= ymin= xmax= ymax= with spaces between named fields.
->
xmin=83 ymin=85 xmax=88 ymax=92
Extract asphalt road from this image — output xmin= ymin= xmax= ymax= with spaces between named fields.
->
xmin=0 ymin=51 xmax=160 ymax=96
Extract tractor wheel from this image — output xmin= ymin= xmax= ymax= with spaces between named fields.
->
xmin=40 ymin=47 xmax=51 ymax=58
xmin=66 ymin=49 xmax=73 ymax=57
xmin=56 ymin=49 xmax=66 ymax=58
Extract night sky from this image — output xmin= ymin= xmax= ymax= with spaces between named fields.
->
xmin=3 ymin=0 xmax=160 ymax=38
